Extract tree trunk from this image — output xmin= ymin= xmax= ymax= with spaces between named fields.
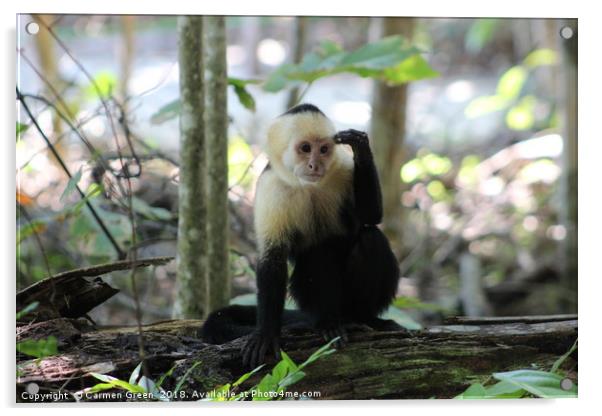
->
xmin=286 ymin=17 xmax=308 ymax=109
xmin=204 ymin=16 xmax=230 ymax=311
xmin=17 ymin=315 xmax=576 ymax=401
xmin=369 ymin=17 xmax=414 ymax=254
xmin=173 ymin=16 xmax=208 ymax=319
xmin=558 ymin=20 xmax=578 ymax=313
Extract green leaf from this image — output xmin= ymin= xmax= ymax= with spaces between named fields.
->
xmin=16 ymin=336 xmax=58 ymax=358
xmin=17 ymin=219 xmax=47 ymax=244
xmin=16 ymin=301 xmax=39 ymax=320
xmin=279 ymin=370 xmax=306 ymax=388
xmin=150 ymin=99 xmax=181 ymax=125
xmin=279 ymin=351 xmax=299 ymax=373
xmin=551 ymin=340 xmax=578 ymax=374
xmin=455 ymin=383 xmax=488 ymax=399
xmin=465 ymin=19 xmax=499 ymax=53
xmin=465 ymin=95 xmax=509 ymax=118
xmin=232 ymin=364 xmax=265 ymax=387
xmin=16 ymin=122 xmax=29 ymax=139
xmin=496 ymin=65 xmax=528 ymax=100
xmin=129 ymin=362 xmax=142 ymax=385
xmin=524 ymin=48 xmax=558 ymax=68
xmin=174 ymin=361 xmax=202 ymax=396
xmin=298 ymin=337 xmax=338 ymax=370
xmin=89 ymin=373 xmax=146 ymax=393
xmin=60 ymin=167 xmax=83 ymax=202
xmin=85 ymin=71 xmax=117 ymax=100
xmin=232 ymin=84 xmax=256 ymax=112
xmin=393 ymin=296 xmax=444 ymax=311
xmin=493 ymin=369 xmax=577 ymax=398
xmin=263 ymin=63 xmax=299 ymax=93
xmin=383 ymin=54 xmax=440 ymax=85
xmin=505 ymin=95 xmax=536 ymax=131
xmin=262 ymin=36 xmax=436 ymax=92
xmin=484 ymin=380 xmax=525 ymax=398
xmin=455 ymin=380 xmax=525 ymax=399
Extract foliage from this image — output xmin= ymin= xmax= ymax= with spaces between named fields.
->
xmin=227 ymin=136 xmax=256 ymax=189
xmin=16 ymin=121 xmax=29 ymax=139
xmin=151 ymin=78 xmax=260 ymax=124
xmin=465 ymin=48 xmax=558 ymax=131
xmin=74 ymin=361 xmax=197 ymax=401
xmin=465 ymin=19 xmax=499 ymax=53
xmin=17 ymin=336 xmax=58 ymax=358
xmin=150 ymin=36 xmax=438 ymax=124
xmin=85 ymin=71 xmax=117 ymax=100
xmin=263 ymin=36 xmax=438 ymax=92
xmin=203 ymin=337 xmax=338 ymax=401
xmin=455 ymin=340 xmax=577 ymax=399
xmin=73 ymin=339 xmax=336 ymax=402
xmin=16 ymin=303 xmax=59 ymax=359
xmin=16 ymin=301 xmax=39 ymax=320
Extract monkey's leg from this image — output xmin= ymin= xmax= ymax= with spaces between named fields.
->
xmin=290 ymin=242 xmax=348 ymax=346
xmin=344 ymin=225 xmax=400 ymax=324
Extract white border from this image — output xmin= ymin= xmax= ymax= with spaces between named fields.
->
xmin=3 ymin=1 xmax=599 ymax=415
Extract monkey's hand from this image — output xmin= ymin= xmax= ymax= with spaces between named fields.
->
xmin=333 ymin=129 xmax=369 ymax=148
xmin=242 ymin=331 xmax=281 ymax=369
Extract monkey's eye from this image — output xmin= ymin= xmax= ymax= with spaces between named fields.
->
xmin=320 ymin=145 xmax=329 ymax=154
xmin=300 ymin=143 xmax=311 ymax=153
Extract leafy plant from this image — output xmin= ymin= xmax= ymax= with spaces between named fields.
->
xmin=455 ymin=340 xmax=577 ymax=399
xmin=17 ymin=336 xmax=58 ymax=358
xmin=203 ymin=337 xmax=338 ymax=401
xmin=464 ymin=48 xmax=558 ymax=131
xmin=264 ymin=36 xmax=437 ymax=93
xmin=16 ymin=301 xmax=39 ymax=320
xmin=74 ymin=361 xmax=198 ymax=402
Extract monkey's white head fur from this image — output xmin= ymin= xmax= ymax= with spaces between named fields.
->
xmin=265 ymin=110 xmax=347 ymax=187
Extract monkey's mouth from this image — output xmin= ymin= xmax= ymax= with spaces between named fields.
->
xmin=302 ymin=173 xmax=323 ymax=182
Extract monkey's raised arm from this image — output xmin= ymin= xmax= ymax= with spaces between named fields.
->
xmin=335 ymin=129 xmax=383 ymax=225
xmin=242 ymin=243 xmax=288 ymax=368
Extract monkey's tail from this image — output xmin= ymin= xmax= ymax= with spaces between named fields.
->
xmin=200 ymin=304 xmax=311 ymax=344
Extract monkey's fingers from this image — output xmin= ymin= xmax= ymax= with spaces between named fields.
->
xmin=242 ymin=337 xmax=257 ymax=368
xmin=333 ymin=129 xmax=369 ymax=145
xmin=272 ymin=339 xmax=281 ymax=361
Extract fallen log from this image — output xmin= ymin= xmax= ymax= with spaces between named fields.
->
xmin=16 ymin=316 xmax=577 ymax=401
xmin=16 ymin=256 xmax=174 ymax=323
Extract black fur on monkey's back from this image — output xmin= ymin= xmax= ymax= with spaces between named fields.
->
xmin=200 ymin=103 xmax=401 ymax=353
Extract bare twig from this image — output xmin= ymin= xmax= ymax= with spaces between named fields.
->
xmin=17 ymin=87 xmax=126 ymax=260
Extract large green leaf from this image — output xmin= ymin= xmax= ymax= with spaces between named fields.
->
xmin=16 ymin=336 xmax=58 ymax=358
xmin=264 ymin=36 xmax=437 ymax=92
xmin=493 ymin=369 xmax=577 ymax=398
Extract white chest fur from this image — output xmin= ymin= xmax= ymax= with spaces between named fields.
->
xmin=254 ymin=160 xmax=353 ymax=251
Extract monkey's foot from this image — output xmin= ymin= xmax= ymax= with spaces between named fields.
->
xmin=317 ymin=325 xmax=348 ymax=348
xmin=242 ymin=332 xmax=280 ymax=369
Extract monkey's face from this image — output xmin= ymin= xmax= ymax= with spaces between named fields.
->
xmin=288 ymin=137 xmax=335 ymax=184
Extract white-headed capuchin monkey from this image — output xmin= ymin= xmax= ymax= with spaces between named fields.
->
xmin=201 ymin=103 xmax=401 ymax=368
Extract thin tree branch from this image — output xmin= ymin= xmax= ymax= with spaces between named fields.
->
xmin=17 ymin=87 xmax=126 ymax=260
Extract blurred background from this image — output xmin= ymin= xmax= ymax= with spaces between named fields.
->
xmin=16 ymin=15 xmax=577 ymax=327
